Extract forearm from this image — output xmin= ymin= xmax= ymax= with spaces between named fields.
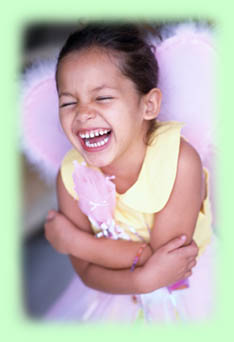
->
xmin=69 ymin=255 xmax=156 ymax=294
xmin=65 ymin=219 xmax=152 ymax=269
xmin=69 ymin=236 xmax=197 ymax=295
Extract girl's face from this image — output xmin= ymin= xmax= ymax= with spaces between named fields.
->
xmin=57 ymin=48 xmax=155 ymax=168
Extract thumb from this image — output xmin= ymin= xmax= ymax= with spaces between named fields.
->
xmin=164 ymin=235 xmax=187 ymax=252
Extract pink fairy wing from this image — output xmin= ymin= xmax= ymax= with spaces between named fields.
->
xmin=72 ymin=161 xmax=116 ymax=225
xmin=156 ymin=25 xmax=217 ymax=170
xmin=21 ymin=60 xmax=72 ymax=181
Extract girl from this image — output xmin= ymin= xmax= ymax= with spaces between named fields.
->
xmin=44 ymin=22 xmax=215 ymax=322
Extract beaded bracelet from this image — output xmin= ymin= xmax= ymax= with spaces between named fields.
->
xmin=130 ymin=243 xmax=147 ymax=272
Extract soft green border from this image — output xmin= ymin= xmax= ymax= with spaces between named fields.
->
xmin=1 ymin=0 xmax=231 ymax=341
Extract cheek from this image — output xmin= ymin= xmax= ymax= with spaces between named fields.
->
xmin=60 ymin=112 xmax=72 ymax=130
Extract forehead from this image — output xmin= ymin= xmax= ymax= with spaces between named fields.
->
xmin=57 ymin=48 xmax=126 ymax=88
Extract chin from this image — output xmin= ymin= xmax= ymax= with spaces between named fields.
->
xmin=83 ymin=154 xmax=113 ymax=169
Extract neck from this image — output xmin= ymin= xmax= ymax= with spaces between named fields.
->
xmin=101 ymin=137 xmax=147 ymax=194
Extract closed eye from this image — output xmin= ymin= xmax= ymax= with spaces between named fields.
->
xmin=96 ymin=96 xmax=114 ymax=102
xmin=60 ymin=102 xmax=77 ymax=108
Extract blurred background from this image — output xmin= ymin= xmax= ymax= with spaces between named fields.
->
xmin=21 ymin=19 xmax=214 ymax=319
xmin=22 ymin=22 xmax=82 ymax=318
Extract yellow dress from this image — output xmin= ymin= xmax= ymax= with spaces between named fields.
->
xmin=46 ymin=121 xmax=215 ymax=323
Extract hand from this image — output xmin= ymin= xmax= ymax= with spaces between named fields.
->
xmin=45 ymin=210 xmax=75 ymax=254
xmin=139 ymin=236 xmax=198 ymax=293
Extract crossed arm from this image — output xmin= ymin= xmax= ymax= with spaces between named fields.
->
xmin=45 ymin=139 xmax=203 ymax=294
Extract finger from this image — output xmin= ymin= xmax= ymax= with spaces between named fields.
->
xmin=187 ymin=256 xmax=197 ymax=263
xmin=165 ymin=235 xmax=187 ymax=252
xmin=188 ymin=241 xmax=199 ymax=255
xmin=46 ymin=210 xmax=57 ymax=222
xmin=180 ymin=244 xmax=198 ymax=258
xmin=184 ymin=270 xmax=192 ymax=278
xmin=190 ymin=240 xmax=198 ymax=249
xmin=188 ymin=260 xmax=197 ymax=269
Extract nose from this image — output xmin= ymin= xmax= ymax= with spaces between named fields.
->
xmin=75 ymin=105 xmax=96 ymax=123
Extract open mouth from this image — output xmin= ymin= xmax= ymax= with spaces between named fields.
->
xmin=78 ymin=128 xmax=112 ymax=150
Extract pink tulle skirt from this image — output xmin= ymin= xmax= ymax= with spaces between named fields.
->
xmin=44 ymin=236 xmax=217 ymax=324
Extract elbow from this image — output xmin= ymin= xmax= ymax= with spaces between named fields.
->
xmin=76 ymin=267 xmax=88 ymax=285
xmin=69 ymin=255 xmax=91 ymax=286
xmin=78 ymin=264 xmax=93 ymax=287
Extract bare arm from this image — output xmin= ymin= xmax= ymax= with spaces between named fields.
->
xmin=150 ymin=138 xmax=206 ymax=251
xmin=69 ymin=236 xmax=196 ymax=294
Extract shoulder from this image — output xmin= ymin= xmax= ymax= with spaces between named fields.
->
xmin=177 ymin=138 xmax=203 ymax=180
xmin=179 ymin=138 xmax=202 ymax=166
xmin=171 ymin=138 xmax=205 ymax=206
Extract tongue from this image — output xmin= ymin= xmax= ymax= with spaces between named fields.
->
xmin=86 ymin=133 xmax=109 ymax=144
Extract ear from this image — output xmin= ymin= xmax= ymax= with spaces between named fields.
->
xmin=143 ymin=88 xmax=162 ymax=121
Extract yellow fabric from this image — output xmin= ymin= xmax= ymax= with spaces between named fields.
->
xmin=61 ymin=121 xmax=212 ymax=256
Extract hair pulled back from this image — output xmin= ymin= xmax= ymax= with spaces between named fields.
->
xmin=56 ymin=22 xmax=160 ymax=143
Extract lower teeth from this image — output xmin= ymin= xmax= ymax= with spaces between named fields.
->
xmin=85 ymin=137 xmax=109 ymax=148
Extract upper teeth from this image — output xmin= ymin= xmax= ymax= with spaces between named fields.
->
xmin=79 ymin=129 xmax=110 ymax=139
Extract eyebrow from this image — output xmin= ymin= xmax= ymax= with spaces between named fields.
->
xmin=91 ymin=85 xmax=117 ymax=92
xmin=58 ymin=92 xmax=74 ymax=98
xmin=59 ymin=85 xmax=117 ymax=98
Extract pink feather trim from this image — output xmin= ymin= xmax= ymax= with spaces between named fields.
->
xmin=21 ymin=59 xmax=71 ymax=181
